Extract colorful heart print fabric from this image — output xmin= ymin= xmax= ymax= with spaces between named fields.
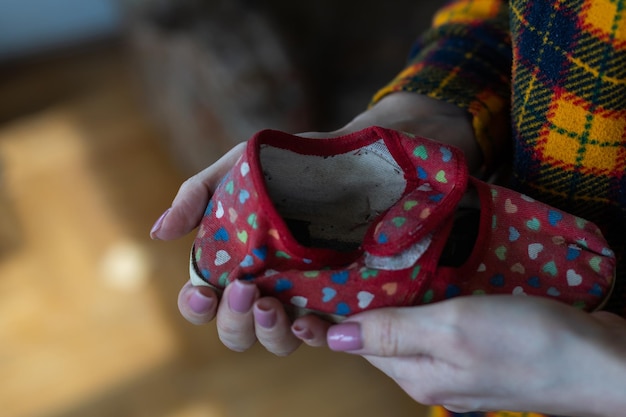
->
xmin=191 ymin=128 xmax=615 ymax=318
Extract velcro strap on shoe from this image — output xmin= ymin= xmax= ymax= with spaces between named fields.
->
xmin=362 ymin=133 xmax=469 ymax=257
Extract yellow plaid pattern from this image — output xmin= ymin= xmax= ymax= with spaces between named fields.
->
xmin=433 ymin=0 xmax=503 ymax=26
xmin=580 ymin=0 xmax=626 ymax=43
xmin=373 ymin=0 xmax=626 ymax=416
xmin=539 ymin=92 xmax=626 ymax=175
xmin=429 ymin=407 xmax=548 ymax=417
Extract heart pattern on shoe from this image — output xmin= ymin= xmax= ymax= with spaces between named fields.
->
xmin=190 ymin=127 xmax=616 ymax=320
xmin=447 ymin=180 xmax=616 ymax=311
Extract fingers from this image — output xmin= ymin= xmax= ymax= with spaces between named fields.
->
xmin=291 ymin=314 xmax=333 ymax=347
xmin=252 ymin=297 xmax=302 ymax=356
xmin=179 ymin=278 xmax=331 ymax=355
xmin=178 ymin=280 xmax=219 ymax=325
xmin=326 ymin=303 xmax=456 ymax=357
xmin=326 ymin=308 xmax=415 ymax=355
xmin=215 ymin=280 xmax=303 ymax=356
xmin=216 ymin=280 xmax=260 ymax=351
xmin=179 ymin=276 xmax=454 ymax=357
xmin=325 ymin=296 xmax=582 ymax=358
xmin=151 ymin=142 xmax=246 ymax=240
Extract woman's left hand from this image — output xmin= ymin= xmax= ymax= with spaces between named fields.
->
xmin=323 ymin=295 xmax=626 ymax=417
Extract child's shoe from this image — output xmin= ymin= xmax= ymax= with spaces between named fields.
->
xmin=189 ymin=127 xmax=615 ymax=321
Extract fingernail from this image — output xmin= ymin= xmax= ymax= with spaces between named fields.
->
xmin=228 ymin=280 xmax=256 ymax=313
xmin=292 ymin=324 xmax=314 ymax=341
xmin=327 ymin=322 xmax=362 ymax=351
xmin=188 ymin=289 xmax=214 ymax=314
xmin=150 ymin=208 xmax=171 ymax=239
xmin=254 ymin=302 xmax=277 ymax=329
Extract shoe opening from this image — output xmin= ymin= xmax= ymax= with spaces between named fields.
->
xmin=260 ymin=139 xmax=406 ymax=251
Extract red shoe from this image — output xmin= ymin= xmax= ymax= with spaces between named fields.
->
xmin=190 ymin=127 xmax=615 ymax=321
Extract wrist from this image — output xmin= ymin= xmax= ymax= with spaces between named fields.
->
xmin=585 ymin=316 xmax=626 ymax=417
xmin=555 ymin=313 xmax=626 ymax=417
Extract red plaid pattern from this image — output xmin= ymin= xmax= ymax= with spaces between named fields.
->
xmin=374 ymin=2 xmax=626 ymax=416
xmin=374 ymin=0 xmax=626 ymax=318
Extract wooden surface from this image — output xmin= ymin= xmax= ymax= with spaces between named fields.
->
xmin=0 ymin=43 xmax=428 ymax=417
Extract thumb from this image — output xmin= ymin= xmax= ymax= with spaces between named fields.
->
xmin=326 ymin=304 xmax=452 ymax=357
xmin=152 ymin=142 xmax=246 ymax=240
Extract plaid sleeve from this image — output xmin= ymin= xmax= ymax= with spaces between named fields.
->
xmin=372 ymin=0 xmax=512 ymax=172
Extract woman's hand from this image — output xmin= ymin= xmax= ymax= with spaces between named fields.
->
xmin=177 ymin=279 xmax=330 ymax=355
xmin=325 ymin=295 xmax=626 ymax=417
xmin=150 ymin=142 xmax=331 ymax=355
xmin=152 ymin=92 xmax=479 ymax=356
xmin=150 ymin=142 xmax=328 ymax=355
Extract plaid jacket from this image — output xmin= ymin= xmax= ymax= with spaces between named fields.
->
xmin=374 ymin=0 xmax=626 ymax=320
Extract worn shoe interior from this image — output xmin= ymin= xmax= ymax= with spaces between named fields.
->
xmin=260 ymin=139 xmax=406 ymax=251
xmin=260 ymin=139 xmax=480 ymax=266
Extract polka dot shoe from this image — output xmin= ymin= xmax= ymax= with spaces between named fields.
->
xmin=190 ymin=127 xmax=615 ymax=321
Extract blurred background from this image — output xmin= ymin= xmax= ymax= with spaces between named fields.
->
xmin=0 ymin=0 xmax=440 ymax=416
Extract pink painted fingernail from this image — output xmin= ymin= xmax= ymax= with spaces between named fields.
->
xmin=150 ymin=208 xmax=171 ymax=239
xmin=327 ymin=322 xmax=362 ymax=351
xmin=292 ymin=324 xmax=314 ymax=341
xmin=254 ymin=302 xmax=277 ymax=329
xmin=188 ymin=289 xmax=214 ymax=314
xmin=228 ymin=280 xmax=256 ymax=313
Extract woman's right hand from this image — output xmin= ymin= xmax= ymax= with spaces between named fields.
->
xmin=153 ymin=92 xmax=480 ymax=356
xmin=150 ymin=142 xmax=332 ymax=355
